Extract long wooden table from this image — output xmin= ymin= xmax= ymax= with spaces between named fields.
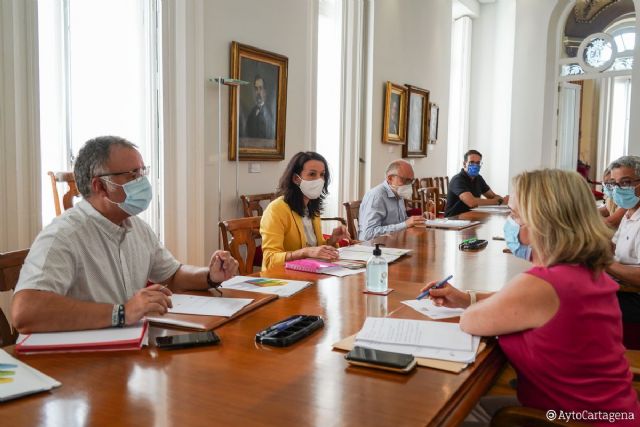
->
xmin=3 ymin=212 xmax=529 ymax=426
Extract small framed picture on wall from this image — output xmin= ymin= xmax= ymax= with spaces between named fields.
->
xmin=402 ymin=85 xmax=429 ymax=158
xmin=382 ymin=81 xmax=407 ymax=144
xmin=428 ymin=102 xmax=439 ymax=144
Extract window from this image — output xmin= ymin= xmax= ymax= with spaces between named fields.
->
xmin=38 ymin=0 xmax=162 ymax=234
xmin=316 ymin=0 xmax=343 ymax=224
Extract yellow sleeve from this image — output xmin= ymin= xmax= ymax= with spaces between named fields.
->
xmin=260 ymin=201 xmax=289 ymax=271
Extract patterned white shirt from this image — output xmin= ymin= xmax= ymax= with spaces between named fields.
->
xmin=15 ymin=199 xmax=180 ymax=304
xmin=613 ymin=208 xmax=640 ymax=265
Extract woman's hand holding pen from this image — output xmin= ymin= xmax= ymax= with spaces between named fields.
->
xmin=125 ymin=284 xmax=173 ymax=325
xmin=209 ymin=250 xmax=240 ymax=282
xmin=420 ymin=280 xmax=471 ymax=309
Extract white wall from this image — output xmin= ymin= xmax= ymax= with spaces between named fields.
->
xmin=468 ymin=0 xmax=515 ymax=195
xmin=365 ymin=0 xmax=451 ymax=190
xmin=508 ymin=0 xmax=558 ymax=180
xmin=200 ymin=0 xmax=315 ymax=258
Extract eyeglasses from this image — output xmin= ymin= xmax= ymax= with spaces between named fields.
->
xmin=95 ymin=166 xmax=150 ymax=182
xmin=603 ymin=178 xmax=640 ymax=191
xmin=467 ymin=161 xmax=483 ymax=166
xmin=391 ymin=175 xmax=414 ymax=185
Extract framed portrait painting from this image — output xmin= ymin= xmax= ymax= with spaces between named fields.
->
xmin=428 ymin=102 xmax=439 ymax=144
xmin=402 ymin=85 xmax=429 ymax=158
xmin=229 ymin=42 xmax=288 ymax=160
xmin=382 ymin=81 xmax=407 ymax=144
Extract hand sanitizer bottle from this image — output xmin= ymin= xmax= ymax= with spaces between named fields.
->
xmin=366 ymin=243 xmax=388 ymax=293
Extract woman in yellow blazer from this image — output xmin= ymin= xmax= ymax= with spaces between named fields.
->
xmin=261 ymin=152 xmax=350 ymax=271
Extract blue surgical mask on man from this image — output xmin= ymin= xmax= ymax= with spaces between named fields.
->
xmin=503 ymin=216 xmax=532 ymax=261
xmin=103 ymin=176 xmax=153 ymax=216
xmin=603 ymin=185 xmax=613 ymax=200
xmin=613 ymin=186 xmax=640 ymax=209
xmin=467 ymin=163 xmax=481 ymax=177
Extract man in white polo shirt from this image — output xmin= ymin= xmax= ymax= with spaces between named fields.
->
xmin=606 ymin=155 xmax=640 ymax=323
xmin=12 ymin=136 xmax=239 ymax=333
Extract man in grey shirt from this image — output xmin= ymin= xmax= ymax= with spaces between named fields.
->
xmin=12 ymin=136 xmax=239 ymax=333
xmin=358 ymin=159 xmax=426 ymax=241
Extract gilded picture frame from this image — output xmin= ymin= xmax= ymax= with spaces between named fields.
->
xmin=229 ymin=42 xmax=288 ymax=161
xmin=382 ymin=81 xmax=407 ymax=144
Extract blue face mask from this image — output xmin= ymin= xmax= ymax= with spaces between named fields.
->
xmin=103 ymin=176 xmax=153 ymax=216
xmin=613 ymin=186 xmax=640 ymax=209
xmin=603 ymin=186 xmax=613 ymax=200
xmin=467 ymin=163 xmax=481 ymax=177
xmin=503 ymin=216 xmax=532 ymax=261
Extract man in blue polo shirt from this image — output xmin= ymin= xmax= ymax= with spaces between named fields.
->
xmin=445 ymin=149 xmax=508 ymax=217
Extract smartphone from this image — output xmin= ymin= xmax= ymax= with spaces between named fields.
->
xmin=345 ymin=346 xmax=416 ymax=373
xmin=155 ymin=331 xmax=220 ymax=350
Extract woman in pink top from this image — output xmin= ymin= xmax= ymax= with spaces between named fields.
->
xmin=421 ymin=169 xmax=639 ymax=426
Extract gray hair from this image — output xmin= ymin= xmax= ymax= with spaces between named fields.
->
xmin=73 ymin=136 xmax=137 ymax=197
xmin=385 ymin=159 xmax=412 ymax=177
xmin=608 ymin=155 xmax=640 ymax=178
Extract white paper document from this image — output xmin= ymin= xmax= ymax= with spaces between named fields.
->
xmin=0 ymin=349 xmax=61 ymax=402
xmin=354 ymin=317 xmax=480 ymax=363
xmin=471 ymin=206 xmax=510 ymax=214
xmin=339 ymin=245 xmax=411 ymax=263
xmin=402 ymin=299 xmax=465 ymax=319
xmin=221 ymin=276 xmax=311 ymax=297
xmin=168 ymin=294 xmax=253 ymax=317
xmin=425 ymin=219 xmax=478 ymax=229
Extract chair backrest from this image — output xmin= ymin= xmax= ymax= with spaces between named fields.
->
xmin=342 ymin=200 xmax=361 ymax=239
xmin=0 ymin=249 xmax=29 ymax=346
xmin=48 ymin=171 xmax=80 ymax=216
xmin=419 ymin=187 xmax=439 ymax=217
xmin=240 ymin=193 xmax=277 ymax=217
xmin=434 ymin=177 xmax=446 ymax=195
xmin=219 ymin=216 xmax=262 ymax=275
xmin=420 ymin=177 xmax=434 ymax=188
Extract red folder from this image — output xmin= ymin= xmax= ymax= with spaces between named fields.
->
xmin=15 ymin=322 xmax=148 ymax=354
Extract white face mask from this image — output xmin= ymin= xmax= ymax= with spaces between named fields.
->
xmin=394 ymin=183 xmax=414 ymax=200
xmin=297 ymin=175 xmax=325 ymax=200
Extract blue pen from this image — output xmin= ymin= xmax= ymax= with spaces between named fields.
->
xmin=416 ymin=274 xmax=453 ymax=300
xmin=266 ymin=316 xmax=303 ymax=335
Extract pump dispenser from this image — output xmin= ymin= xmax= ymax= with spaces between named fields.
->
xmin=366 ymin=243 xmax=388 ymax=293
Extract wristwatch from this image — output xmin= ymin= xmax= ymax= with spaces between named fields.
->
xmin=206 ymin=271 xmax=222 ymax=289
xmin=497 ymin=198 xmax=504 ymax=205
xmin=112 ymin=304 xmax=125 ymax=327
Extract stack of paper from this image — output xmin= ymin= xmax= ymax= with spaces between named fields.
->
xmin=402 ymin=299 xmax=465 ymax=319
xmin=424 ymin=219 xmax=479 ymax=229
xmin=354 ymin=317 xmax=480 ymax=363
xmin=339 ymin=245 xmax=411 ymax=264
xmin=166 ymin=294 xmax=253 ymax=317
xmin=0 ymin=349 xmax=61 ymax=401
xmin=15 ymin=322 xmax=148 ymax=354
xmin=221 ymin=276 xmax=311 ymax=297
xmin=471 ymin=206 xmax=510 ymax=214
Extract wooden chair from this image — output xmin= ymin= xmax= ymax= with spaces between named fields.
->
xmin=0 ymin=249 xmax=29 ymax=347
xmin=342 ymin=200 xmax=361 ymax=240
xmin=418 ymin=186 xmax=438 ymax=218
xmin=48 ymin=171 xmax=80 ymax=216
xmin=404 ymin=180 xmax=424 ymax=215
xmin=240 ymin=193 xmax=277 ymax=217
xmin=219 ymin=217 xmax=261 ymax=275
